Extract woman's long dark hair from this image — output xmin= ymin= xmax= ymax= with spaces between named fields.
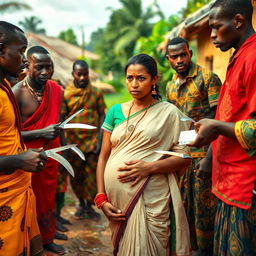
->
xmin=124 ymin=54 xmax=162 ymax=100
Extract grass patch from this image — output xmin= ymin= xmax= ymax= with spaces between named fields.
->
xmin=104 ymin=88 xmax=132 ymax=109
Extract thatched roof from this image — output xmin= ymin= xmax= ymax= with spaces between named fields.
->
xmin=163 ymin=0 xmax=217 ymax=46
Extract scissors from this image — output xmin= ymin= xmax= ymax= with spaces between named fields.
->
xmin=59 ymin=108 xmax=97 ymax=130
xmin=155 ymin=150 xmax=192 ymax=159
xmin=44 ymin=144 xmax=85 ymax=177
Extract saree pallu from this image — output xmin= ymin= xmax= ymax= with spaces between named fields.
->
xmin=22 ymin=80 xmax=62 ymax=244
xmin=0 ymin=171 xmax=43 ymax=256
xmin=104 ymin=102 xmax=191 ymax=256
xmin=214 ymin=195 xmax=256 ymax=256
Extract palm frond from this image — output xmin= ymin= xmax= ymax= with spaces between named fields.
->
xmin=0 ymin=2 xmax=31 ymax=13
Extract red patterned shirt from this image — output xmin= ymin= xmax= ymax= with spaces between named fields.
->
xmin=212 ymin=34 xmax=256 ymax=209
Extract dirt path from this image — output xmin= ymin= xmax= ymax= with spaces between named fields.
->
xmin=45 ymin=188 xmax=112 ymax=256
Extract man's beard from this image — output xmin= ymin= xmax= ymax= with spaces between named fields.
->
xmin=76 ymin=80 xmax=89 ymax=88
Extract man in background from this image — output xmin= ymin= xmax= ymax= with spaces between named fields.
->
xmin=62 ymin=60 xmax=106 ymax=220
xmin=166 ymin=37 xmax=222 ymax=255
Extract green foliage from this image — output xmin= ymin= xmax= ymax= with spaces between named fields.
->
xmin=86 ymin=28 xmax=104 ymax=52
xmin=19 ymin=16 xmax=46 ymax=34
xmin=58 ymin=28 xmax=79 ymax=46
xmin=87 ymin=0 xmax=163 ymax=76
xmin=0 ymin=1 xmax=31 ymax=13
xmin=104 ymin=76 xmax=125 ymax=93
xmin=78 ymin=55 xmax=93 ymax=68
xmin=103 ymin=88 xmax=131 ymax=109
xmin=134 ymin=15 xmax=181 ymax=97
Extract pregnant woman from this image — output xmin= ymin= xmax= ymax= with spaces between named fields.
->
xmin=96 ymin=54 xmax=191 ymax=256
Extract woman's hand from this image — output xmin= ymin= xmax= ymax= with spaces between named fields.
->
xmin=101 ymin=202 xmax=126 ymax=222
xmin=117 ymin=160 xmax=151 ymax=187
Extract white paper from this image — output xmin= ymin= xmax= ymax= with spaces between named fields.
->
xmin=178 ymin=130 xmax=197 ymax=145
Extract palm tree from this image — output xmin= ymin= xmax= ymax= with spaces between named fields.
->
xmin=0 ymin=1 xmax=31 ymax=13
xmin=106 ymin=0 xmax=162 ymax=66
xmin=19 ymin=16 xmax=46 ymax=34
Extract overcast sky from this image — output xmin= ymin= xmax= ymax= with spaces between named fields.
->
xmin=2 ymin=0 xmax=187 ymax=43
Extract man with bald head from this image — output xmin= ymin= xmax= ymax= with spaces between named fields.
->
xmin=13 ymin=46 xmax=65 ymax=255
xmin=0 ymin=21 xmax=47 ymax=256
xmin=62 ymin=60 xmax=106 ymax=220
xmin=190 ymin=0 xmax=256 ymax=255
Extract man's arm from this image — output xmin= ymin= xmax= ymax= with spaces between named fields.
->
xmin=0 ymin=148 xmax=47 ymax=173
xmin=21 ymin=124 xmax=62 ymax=142
xmin=205 ymin=72 xmax=222 ymax=119
xmin=234 ymin=118 xmax=256 ymax=156
xmin=190 ymin=119 xmax=239 ymax=148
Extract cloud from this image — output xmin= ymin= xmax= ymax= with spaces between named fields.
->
xmin=1 ymin=0 xmax=186 ymax=43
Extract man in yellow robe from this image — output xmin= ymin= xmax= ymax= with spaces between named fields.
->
xmin=0 ymin=21 xmax=46 ymax=256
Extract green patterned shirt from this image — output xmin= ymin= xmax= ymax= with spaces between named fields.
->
xmin=166 ymin=62 xmax=222 ymax=156
xmin=166 ymin=62 xmax=222 ymax=121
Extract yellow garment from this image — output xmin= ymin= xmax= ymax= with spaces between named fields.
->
xmin=0 ymin=85 xmax=43 ymax=256
xmin=0 ymin=82 xmax=23 ymax=156
xmin=104 ymin=102 xmax=191 ymax=256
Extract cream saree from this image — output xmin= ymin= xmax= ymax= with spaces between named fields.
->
xmin=104 ymin=101 xmax=191 ymax=256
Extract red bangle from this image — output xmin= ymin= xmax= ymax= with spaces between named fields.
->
xmin=94 ymin=193 xmax=108 ymax=209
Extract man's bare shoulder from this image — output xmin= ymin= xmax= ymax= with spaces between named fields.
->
xmin=12 ymin=80 xmax=25 ymax=102
xmin=12 ymin=80 xmax=24 ymax=92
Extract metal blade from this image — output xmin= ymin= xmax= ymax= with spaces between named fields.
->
xmin=155 ymin=150 xmax=192 ymax=159
xmin=44 ymin=144 xmax=77 ymax=154
xmin=60 ymin=108 xmax=84 ymax=127
xmin=63 ymin=123 xmax=97 ymax=130
xmin=46 ymin=151 xmax=75 ymax=177
xmin=71 ymin=146 xmax=86 ymax=161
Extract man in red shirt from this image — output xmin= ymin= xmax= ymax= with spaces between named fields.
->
xmin=190 ymin=0 xmax=256 ymax=255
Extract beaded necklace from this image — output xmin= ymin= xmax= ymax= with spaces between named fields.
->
xmin=24 ymin=78 xmax=44 ymax=104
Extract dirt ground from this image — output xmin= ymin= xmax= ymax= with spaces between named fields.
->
xmin=44 ymin=186 xmax=200 ymax=256
xmin=45 ymin=186 xmax=112 ymax=256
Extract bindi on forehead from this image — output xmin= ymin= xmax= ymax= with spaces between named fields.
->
xmin=127 ymin=64 xmax=148 ymax=72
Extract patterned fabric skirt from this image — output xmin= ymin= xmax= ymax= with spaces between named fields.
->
xmin=178 ymin=158 xmax=217 ymax=252
xmin=69 ymin=151 xmax=98 ymax=204
xmin=214 ymin=195 xmax=256 ymax=256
